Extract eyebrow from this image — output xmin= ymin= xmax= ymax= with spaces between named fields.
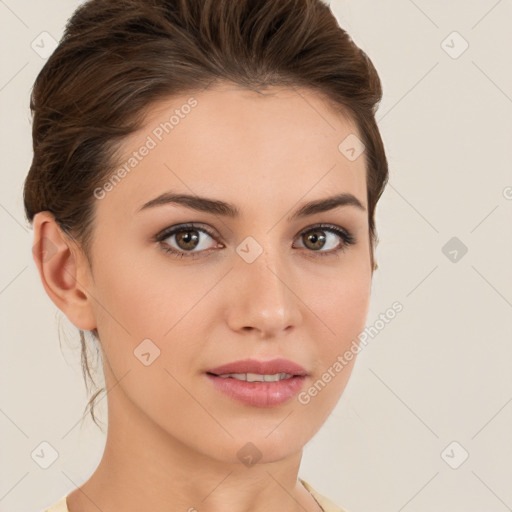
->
xmin=137 ymin=191 xmax=366 ymax=221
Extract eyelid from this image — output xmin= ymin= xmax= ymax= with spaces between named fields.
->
xmin=297 ymin=223 xmax=355 ymax=243
xmin=154 ymin=222 xmax=219 ymax=243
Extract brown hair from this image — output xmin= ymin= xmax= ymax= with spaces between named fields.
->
xmin=24 ymin=0 xmax=388 ymax=429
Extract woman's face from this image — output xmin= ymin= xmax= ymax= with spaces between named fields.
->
xmin=83 ymin=83 xmax=372 ymax=463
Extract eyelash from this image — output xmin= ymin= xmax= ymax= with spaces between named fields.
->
xmin=154 ymin=222 xmax=356 ymax=260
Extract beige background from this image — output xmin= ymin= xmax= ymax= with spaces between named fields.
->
xmin=1 ymin=1 xmax=511 ymax=511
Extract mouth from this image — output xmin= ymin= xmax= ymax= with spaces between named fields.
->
xmin=207 ymin=372 xmax=296 ymax=382
xmin=206 ymin=357 xmax=308 ymax=377
xmin=205 ymin=358 xmax=309 ymax=407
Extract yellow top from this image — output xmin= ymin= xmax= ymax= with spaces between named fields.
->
xmin=299 ymin=478 xmax=349 ymax=512
xmin=43 ymin=478 xmax=348 ymax=512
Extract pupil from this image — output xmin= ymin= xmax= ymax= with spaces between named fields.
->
xmin=178 ymin=230 xmax=199 ymax=250
xmin=306 ymin=231 xmax=325 ymax=250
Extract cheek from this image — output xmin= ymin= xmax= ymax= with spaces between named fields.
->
xmin=88 ymin=247 xmax=169 ymax=362
xmin=310 ymin=259 xmax=371 ymax=345
xmin=303 ymin=261 xmax=371 ymax=411
xmin=315 ymin=287 xmax=370 ymax=387
xmin=90 ymin=247 xmax=210 ymax=372
xmin=298 ymin=269 xmax=370 ymax=417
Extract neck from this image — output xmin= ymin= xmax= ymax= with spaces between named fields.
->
xmin=66 ymin=371 xmax=322 ymax=512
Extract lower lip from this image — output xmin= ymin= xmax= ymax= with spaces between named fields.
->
xmin=206 ymin=373 xmax=307 ymax=407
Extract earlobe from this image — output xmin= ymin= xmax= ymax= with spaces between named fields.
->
xmin=32 ymin=211 xmax=97 ymax=331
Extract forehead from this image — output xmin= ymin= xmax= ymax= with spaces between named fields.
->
xmin=95 ymin=84 xmax=367 ymax=220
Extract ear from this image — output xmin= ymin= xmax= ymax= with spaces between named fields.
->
xmin=32 ymin=211 xmax=97 ymax=331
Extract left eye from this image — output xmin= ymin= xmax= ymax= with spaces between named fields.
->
xmin=294 ymin=226 xmax=349 ymax=252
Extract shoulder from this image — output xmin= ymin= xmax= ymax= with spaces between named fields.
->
xmin=42 ymin=495 xmax=69 ymax=512
xmin=299 ymin=478 xmax=351 ymax=512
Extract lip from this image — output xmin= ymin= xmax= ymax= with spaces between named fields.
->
xmin=207 ymin=358 xmax=308 ymax=377
xmin=206 ymin=358 xmax=309 ymax=407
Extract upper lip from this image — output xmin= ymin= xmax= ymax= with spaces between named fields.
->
xmin=207 ymin=358 xmax=308 ymax=377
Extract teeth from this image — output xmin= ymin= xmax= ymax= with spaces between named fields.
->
xmin=217 ymin=372 xmax=293 ymax=382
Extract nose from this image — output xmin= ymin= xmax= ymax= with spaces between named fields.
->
xmin=225 ymin=245 xmax=303 ymax=338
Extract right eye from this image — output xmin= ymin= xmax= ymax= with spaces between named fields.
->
xmin=155 ymin=223 xmax=223 ymax=259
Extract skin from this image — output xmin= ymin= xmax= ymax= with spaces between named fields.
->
xmin=33 ymin=83 xmax=373 ymax=512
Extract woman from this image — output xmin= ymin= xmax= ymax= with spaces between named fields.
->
xmin=25 ymin=0 xmax=388 ymax=511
